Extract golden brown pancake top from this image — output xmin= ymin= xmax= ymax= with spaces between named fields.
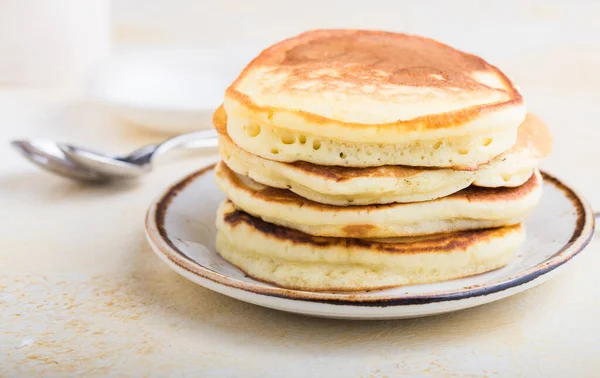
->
xmin=221 ymin=200 xmax=521 ymax=254
xmin=285 ymin=161 xmax=426 ymax=181
xmin=236 ymin=30 xmax=514 ymax=98
xmin=272 ymin=31 xmax=503 ymax=95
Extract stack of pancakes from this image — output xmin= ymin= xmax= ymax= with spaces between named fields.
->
xmin=213 ymin=30 xmax=553 ymax=291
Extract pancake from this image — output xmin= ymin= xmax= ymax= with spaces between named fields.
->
xmin=474 ymin=113 xmax=553 ymax=187
xmin=216 ymin=200 xmax=525 ymax=291
xmin=215 ymin=161 xmax=543 ymax=238
xmin=216 ymin=107 xmax=551 ymax=205
xmin=224 ymin=29 xmax=525 ymax=168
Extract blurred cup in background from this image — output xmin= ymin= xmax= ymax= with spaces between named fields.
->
xmin=0 ymin=0 xmax=111 ymax=87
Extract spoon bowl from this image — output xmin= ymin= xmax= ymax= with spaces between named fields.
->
xmin=11 ymin=129 xmax=218 ymax=182
xmin=58 ymin=143 xmax=150 ymax=179
xmin=11 ymin=140 xmax=107 ymax=181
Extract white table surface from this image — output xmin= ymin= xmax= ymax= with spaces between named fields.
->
xmin=1 ymin=1 xmax=600 ymax=376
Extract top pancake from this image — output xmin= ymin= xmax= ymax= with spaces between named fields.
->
xmin=224 ymin=29 xmax=525 ymax=145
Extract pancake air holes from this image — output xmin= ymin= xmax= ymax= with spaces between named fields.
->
xmin=483 ymin=138 xmax=493 ymax=147
xmin=298 ymin=134 xmax=307 ymax=144
xmin=267 ymin=110 xmax=274 ymax=121
xmin=458 ymin=148 xmax=469 ymax=155
xmin=270 ymin=148 xmax=279 ymax=155
xmin=366 ymin=151 xmax=372 ymax=156
xmin=246 ymin=123 xmax=261 ymax=137
xmin=312 ymin=139 xmax=321 ymax=150
xmin=339 ymin=152 xmax=347 ymax=159
xmin=400 ymin=151 xmax=405 ymax=156
xmin=280 ymin=132 xmax=295 ymax=144
xmin=347 ymin=199 xmax=354 ymax=204
xmin=433 ymin=141 xmax=443 ymax=150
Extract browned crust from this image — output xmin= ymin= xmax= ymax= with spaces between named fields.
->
xmin=286 ymin=160 xmax=426 ymax=180
xmin=455 ymin=170 xmax=540 ymax=202
xmin=341 ymin=224 xmax=377 ymax=237
xmin=216 ymin=162 xmax=540 ymax=211
xmin=226 ymin=29 xmax=523 ymax=131
xmin=221 ymin=199 xmax=521 ymax=254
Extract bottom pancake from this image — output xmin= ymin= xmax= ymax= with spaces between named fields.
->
xmin=216 ymin=200 xmax=525 ymax=291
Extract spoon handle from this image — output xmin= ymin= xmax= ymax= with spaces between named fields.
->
xmin=127 ymin=129 xmax=218 ymax=164
xmin=158 ymin=129 xmax=219 ymax=151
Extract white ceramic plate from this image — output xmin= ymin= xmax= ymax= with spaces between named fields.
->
xmin=145 ymin=164 xmax=594 ymax=319
xmin=86 ymin=49 xmax=254 ymax=134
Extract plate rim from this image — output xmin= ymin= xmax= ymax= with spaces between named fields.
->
xmin=145 ymin=164 xmax=595 ymax=307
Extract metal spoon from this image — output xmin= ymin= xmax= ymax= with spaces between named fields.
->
xmin=11 ymin=129 xmax=218 ymax=181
